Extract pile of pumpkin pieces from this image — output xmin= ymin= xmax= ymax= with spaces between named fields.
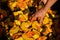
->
xmin=9 ymin=9 xmax=55 ymax=40
xmin=7 ymin=0 xmax=56 ymax=40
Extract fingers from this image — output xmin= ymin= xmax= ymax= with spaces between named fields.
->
xmin=31 ymin=15 xmax=37 ymax=22
xmin=39 ymin=18 xmax=43 ymax=25
xmin=30 ymin=14 xmax=44 ymax=25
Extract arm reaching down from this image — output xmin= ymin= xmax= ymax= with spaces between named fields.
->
xmin=31 ymin=0 xmax=57 ymax=24
xmin=43 ymin=0 xmax=57 ymax=12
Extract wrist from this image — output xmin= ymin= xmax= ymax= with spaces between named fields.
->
xmin=43 ymin=7 xmax=48 ymax=12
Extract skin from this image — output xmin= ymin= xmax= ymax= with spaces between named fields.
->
xmin=31 ymin=0 xmax=57 ymax=25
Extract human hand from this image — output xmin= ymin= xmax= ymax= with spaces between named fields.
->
xmin=31 ymin=8 xmax=46 ymax=25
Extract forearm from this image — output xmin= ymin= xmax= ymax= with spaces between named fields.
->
xmin=44 ymin=0 xmax=57 ymax=12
